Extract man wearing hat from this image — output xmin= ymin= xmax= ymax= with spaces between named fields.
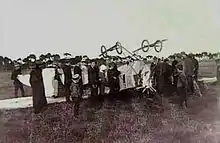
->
xmin=73 ymin=62 xmax=83 ymax=98
xmin=150 ymin=56 xmax=158 ymax=85
xmin=99 ymin=64 xmax=108 ymax=96
xmin=191 ymin=54 xmax=199 ymax=82
xmin=171 ymin=56 xmax=179 ymax=93
xmin=11 ymin=64 xmax=25 ymax=98
xmin=29 ymin=60 xmax=47 ymax=114
xmin=61 ymin=60 xmax=72 ymax=102
xmin=182 ymin=53 xmax=194 ymax=95
xmin=70 ymin=74 xmax=81 ymax=100
xmin=107 ymin=62 xmax=120 ymax=94
xmin=88 ymin=60 xmax=99 ymax=97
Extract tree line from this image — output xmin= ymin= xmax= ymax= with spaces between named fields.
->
xmin=0 ymin=51 xmax=219 ymax=72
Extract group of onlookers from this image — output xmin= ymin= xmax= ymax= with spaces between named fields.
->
xmin=52 ymin=58 xmax=121 ymax=103
xmin=10 ymin=52 xmax=199 ymax=113
xmin=149 ymin=53 xmax=199 ymax=108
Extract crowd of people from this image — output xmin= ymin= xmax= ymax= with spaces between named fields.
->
xmin=10 ymin=52 xmax=199 ymax=114
xmin=149 ymin=53 xmax=199 ymax=108
xmin=52 ymin=58 xmax=121 ymax=102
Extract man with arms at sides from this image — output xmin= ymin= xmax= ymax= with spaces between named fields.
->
xmin=61 ymin=60 xmax=72 ymax=103
xmin=29 ymin=61 xmax=47 ymax=114
xmin=74 ymin=62 xmax=83 ymax=99
xmin=182 ymin=53 xmax=194 ymax=95
xmin=107 ymin=62 xmax=121 ymax=95
xmin=171 ymin=56 xmax=178 ymax=94
xmin=11 ymin=64 xmax=25 ymax=98
xmin=150 ymin=56 xmax=158 ymax=88
xmin=191 ymin=54 xmax=199 ymax=82
xmin=88 ymin=60 xmax=99 ymax=97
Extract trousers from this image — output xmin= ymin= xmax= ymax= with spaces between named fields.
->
xmin=14 ymin=80 xmax=24 ymax=97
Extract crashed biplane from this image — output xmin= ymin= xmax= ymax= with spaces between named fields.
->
xmin=17 ymin=39 xmax=166 ymax=98
xmin=133 ymin=39 xmax=168 ymax=53
xmin=99 ymin=39 xmax=166 ymax=94
xmin=99 ymin=41 xmax=142 ymax=60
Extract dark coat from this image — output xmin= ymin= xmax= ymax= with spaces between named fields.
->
xmin=29 ymin=68 xmax=47 ymax=113
xmin=74 ymin=65 xmax=82 ymax=84
xmin=150 ymin=62 xmax=157 ymax=78
xmin=99 ymin=71 xmax=107 ymax=83
xmin=107 ymin=67 xmax=120 ymax=93
xmin=172 ymin=60 xmax=178 ymax=76
xmin=88 ymin=66 xmax=99 ymax=85
xmin=192 ymin=58 xmax=199 ymax=72
xmin=62 ymin=65 xmax=72 ymax=86
xmin=177 ymin=72 xmax=188 ymax=89
xmin=54 ymin=68 xmax=62 ymax=83
xmin=11 ymin=69 xmax=22 ymax=82
xmin=183 ymin=57 xmax=194 ymax=76
xmin=74 ymin=65 xmax=82 ymax=77
xmin=154 ymin=62 xmax=166 ymax=94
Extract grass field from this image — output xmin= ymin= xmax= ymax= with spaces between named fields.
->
xmin=0 ymin=71 xmax=32 ymax=100
xmin=0 ymin=69 xmax=220 ymax=142
xmin=0 ymin=84 xmax=220 ymax=142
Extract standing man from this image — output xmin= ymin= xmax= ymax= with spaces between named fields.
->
xmin=171 ymin=56 xmax=178 ymax=93
xmin=150 ymin=56 xmax=158 ymax=87
xmin=176 ymin=64 xmax=188 ymax=108
xmin=61 ymin=60 xmax=72 ymax=102
xmin=107 ymin=63 xmax=121 ymax=94
xmin=52 ymin=64 xmax=64 ymax=98
xmin=154 ymin=58 xmax=166 ymax=96
xmin=11 ymin=65 xmax=25 ymax=98
xmin=183 ymin=53 xmax=194 ymax=95
xmin=88 ymin=60 xmax=99 ymax=97
xmin=192 ymin=55 xmax=199 ymax=81
xmin=99 ymin=64 xmax=108 ymax=96
xmin=29 ymin=61 xmax=47 ymax=114
xmin=74 ymin=62 xmax=83 ymax=99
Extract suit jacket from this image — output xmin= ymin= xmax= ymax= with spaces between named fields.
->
xmin=183 ymin=57 xmax=194 ymax=76
xmin=62 ymin=65 xmax=72 ymax=86
xmin=88 ymin=66 xmax=99 ymax=85
xmin=177 ymin=72 xmax=188 ymax=89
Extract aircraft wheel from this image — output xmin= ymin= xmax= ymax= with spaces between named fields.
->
xmin=154 ymin=40 xmax=163 ymax=53
xmin=141 ymin=40 xmax=150 ymax=52
xmin=116 ymin=42 xmax=123 ymax=54
xmin=101 ymin=45 xmax=108 ymax=58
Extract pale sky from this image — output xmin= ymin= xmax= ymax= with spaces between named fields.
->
xmin=1 ymin=0 xmax=220 ymax=60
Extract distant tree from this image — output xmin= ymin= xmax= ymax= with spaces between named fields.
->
xmin=64 ymin=53 xmax=72 ymax=57
xmin=201 ymin=52 xmax=208 ymax=58
xmin=39 ymin=54 xmax=46 ymax=62
xmin=22 ymin=57 xmax=30 ymax=69
xmin=146 ymin=55 xmax=153 ymax=59
xmin=28 ymin=54 xmax=36 ymax=61
xmin=0 ymin=56 xmax=4 ymax=71
xmin=168 ymin=55 xmax=175 ymax=59
xmin=45 ymin=53 xmax=52 ymax=61
xmin=208 ymin=53 xmax=214 ymax=59
xmin=46 ymin=59 xmax=53 ymax=66
xmin=212 ymin=52 xmax=219 ymax=59
xmin=74 ymin=56 xmax=82 ymax=63
xmin=51 ymin=54 xmax=60 ymax=62
xmin=217 ymin=52 xmax=220 ymax=58
xmin=15 ymin=58 xmax=22 ymax=65
xmin=3 ymin=57 xmax=13 ymax=71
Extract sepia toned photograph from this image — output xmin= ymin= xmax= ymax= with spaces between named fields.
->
xmin=0 ymin=0 xmax=220 ymax=142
